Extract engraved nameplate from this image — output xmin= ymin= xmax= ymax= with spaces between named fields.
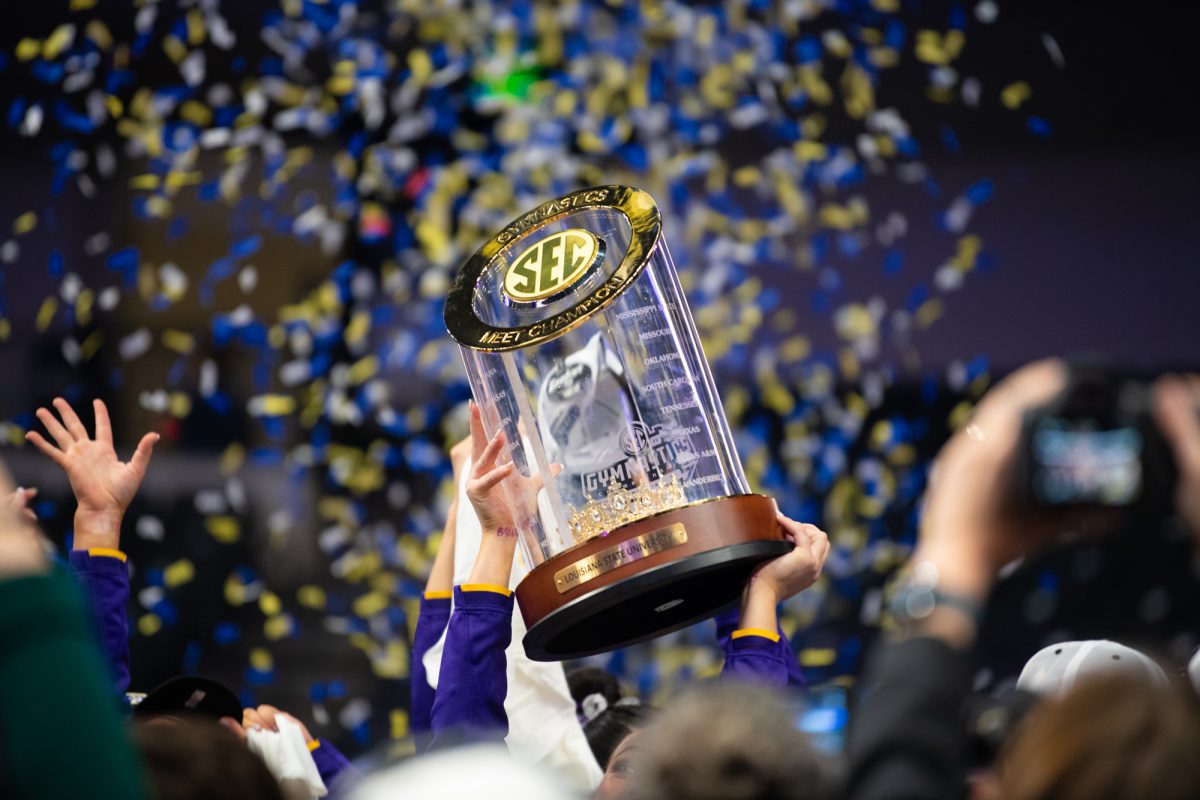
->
xmin=553 ymin=524 xmax=688 ymax=593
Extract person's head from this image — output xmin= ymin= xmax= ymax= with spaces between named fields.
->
xmin=999 ymin=671 xmax=1200 ymax=800
xmin=567 ymin=668 xmax=655 ymax=769
xmin=133 ymin=720 xmax=285 ymax=800
xmin=625 ymin=681 xmax=826 ymax=800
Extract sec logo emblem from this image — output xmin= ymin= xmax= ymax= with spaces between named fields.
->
xmin=503 ymin=228 xmax=604 ymax=303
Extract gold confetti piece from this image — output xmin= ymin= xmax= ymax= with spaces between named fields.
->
xmin=206 ymin=516 xmax=241 ymax=543
xmin=344 ymin=310 xmax=370 ymax=344
xmin=390 ymin=709 xmax=410 ymax=740
xmin=372 ymin=640 xmax=409 ymax=679
xmin=36 ymin=297 xmax=57 ymax=332
xmin=186 ymin=9 xmax=205 ymax=45
xmin=250 ymin=647 xmax=273 ymax=672
xmin=163 ymin=558 xmax=195 ymax=588
xmin=80 ymin=330 xmax=104 ymax=360
xmin=43 ymin=25 xmax=76 ymax=60
xmin=85 ymin=21 xmax=112 ymax=49
xmin=224 ymin=575 xmax=247 ymax=606
xmin=250 ymin=394 xmax=297 ymax=416
xmin=915 ymin=298 xmax=944 ymax=328
xmin=138 ymin=614 xmax=162 ymax=637
xmin=162 ymin=35 xmax=187 ymax=64
xmin=948 ymin=399 xmax=975 ymax=431
xmin=168 ymin=392 xmax=192 ymax=418
xmin=259 ymin=591 xmax=282 ymax=617
xmin=800 ymin=648 xmax=838 ymax=667
xmin=75 ymin=290 xmax=94 ymax=326
xmin=297 ymin=585 xmax=327 ymax=610
xmin=1001 ymin=81 xmax=1032 ymax=110
xmin=15 ymin=38 xmax=41 ymax=62
xmin=219 ymin=443 xmax=245 ymax=476
xmin=13 ymin=212 xmax=37 ymax=235
xmin=353 ymin=591 xmax=389 ymax=619
xmin=161 ymin=329 xmax=195 ymax=354
xmin=264 ymin=615 xmax=294 ymax=641
xmin=348 ymin=355 xmax=379 ymax=385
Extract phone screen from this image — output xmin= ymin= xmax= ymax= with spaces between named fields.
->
xmin=1031 ymin=419 xmax=1143 ymax=506
xmin=796 ymin=686 xmax=849 ymax=754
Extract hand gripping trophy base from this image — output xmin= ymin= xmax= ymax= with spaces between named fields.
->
xmin=516 ymin=494 xmax=790 ymax=661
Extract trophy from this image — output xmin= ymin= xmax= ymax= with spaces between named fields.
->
xmin=444 ymin=185 xmax=789 ymax=660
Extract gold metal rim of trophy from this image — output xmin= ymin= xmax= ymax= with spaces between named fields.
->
xmin=443 ymin=184 xmax=663 ymax=353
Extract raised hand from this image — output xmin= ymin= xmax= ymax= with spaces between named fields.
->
xmin=464 ymin=402 xmax=520 ymax=535
xmin=449 ymin=432 xmax=473 ymax=487
xmin=0 ymin=462 xmax=47 ymax=578
xmin=752 ymin=514 xmax=831 ymax=603
xmin=739 ymin=513 xmax=830 ymax=633
xmin=3 ymin=487 xmax=38 ymax=525
xmin=25 ymin=398 xmax=159 ymax=551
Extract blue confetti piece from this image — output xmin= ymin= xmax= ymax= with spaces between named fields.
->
xmin=964 ymin=178 xmax=994 ymax=205
xmin=939 ymin=124 xmax=961 ymax=154
xmin=214 ymin=622 xmax=242 ymax=645
xmin=1026 ymin=116 xmax=1052 ymax=137
xmin=107 ymin=247 xmax=140 ymax=288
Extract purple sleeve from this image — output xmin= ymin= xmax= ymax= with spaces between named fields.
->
xmin=66 ymin=550 xmax=130 ymax=694
xmin=722 ymin=634 xmax=790 ymax=687
xmin=411 ymin=596 xmax=452 ymax=735
xmin=429 ymin=587 xmax=512 ymax=741
xmin=715 ymin=605 xmax=807 ymax=690
xmin=310 ymin=739 xmax=356 ymax=789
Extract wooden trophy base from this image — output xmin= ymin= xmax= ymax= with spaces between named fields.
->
xmin=516 ymin=494 xmax=789 ymax=661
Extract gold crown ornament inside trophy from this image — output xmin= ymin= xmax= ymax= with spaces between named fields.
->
xmin=444 ymin=185 xmax=789 ymax=660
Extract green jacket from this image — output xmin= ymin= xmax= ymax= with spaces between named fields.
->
xmin=0 ymin=568 xmax=148 ymax=799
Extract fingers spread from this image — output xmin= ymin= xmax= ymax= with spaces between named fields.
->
xmin=93 ymin=399 xmax=113 ymax=445
xmin=470 ymin=462 xmax=516 ymax=496
xmin=35 ymin=407 xmax=73 ymax=450
xmin=473 ymin=429 xmax=507 ymax=476
xmin=130 ymin=432 xmax=160 ymax=476
xmin=25 ymin=432 xmax=67 ymax=467
xmin=468 ymin=402 xmax=489 ymax=463
xmin=53 ymin=397 xmax=88 ymax=440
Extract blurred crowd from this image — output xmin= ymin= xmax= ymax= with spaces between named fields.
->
xmin=3 ymin=359 xmax=1200 ymax=800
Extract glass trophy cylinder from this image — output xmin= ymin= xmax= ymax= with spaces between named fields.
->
xmin=445 ymin=186 xmax=788 ymax=660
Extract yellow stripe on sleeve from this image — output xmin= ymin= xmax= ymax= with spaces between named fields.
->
xmin=88 ymin=548 xmax=128 ymax=563
xmin=731 ymin=628 xmax=781 ymax=643
xmin=423 ymin=590 xmax=452 ymax=600
xmin=460 ymin=583 xmax=513 ymax=597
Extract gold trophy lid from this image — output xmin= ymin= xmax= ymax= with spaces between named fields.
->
xmin=444 ymin=185 xmax=662 ymax=352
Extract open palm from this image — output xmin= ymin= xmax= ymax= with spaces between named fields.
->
xmin=26 ymin=398 xmax=158 ymax=521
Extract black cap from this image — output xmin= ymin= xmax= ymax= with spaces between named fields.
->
xmin=131 ymin=675 xmax=242 ymax=723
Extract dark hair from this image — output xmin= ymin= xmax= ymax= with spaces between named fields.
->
xmin=1000 ymin=672 xmax=1200 ymax=800
xmin=567 ymin=667 xmax=656 ymax=769
xmin=133 ymin=721 xmax=285 ymax=800
xmin=629 ymin=681 xmax=827 ymax=800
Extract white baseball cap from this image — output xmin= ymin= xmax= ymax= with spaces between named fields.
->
xmin=1016 ymin=640 xmax=1168 ymax=697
